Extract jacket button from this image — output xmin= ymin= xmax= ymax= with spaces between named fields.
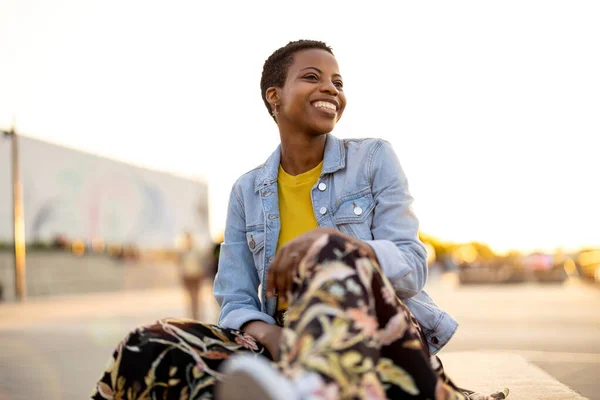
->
xmin=318 ymin=182 xmax=327 ymax=191
xmin=249 ymin=235 xmax=255 ymax=249
xmin=353 ymin=205 xmax=363 ymax=216
xmin=319 ymin=206 xmax=327 ymax=215
xmin=431 ymin=336 xmax=439 ymax=345
xmin=268 ymin=214 xmax=278 ymax=220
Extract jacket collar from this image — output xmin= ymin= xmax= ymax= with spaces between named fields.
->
xmin=254 ymin=134 xmax=346 ymax=192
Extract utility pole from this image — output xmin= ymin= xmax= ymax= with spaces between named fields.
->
xmin=2 ymin=121 xmax=26 ymax=300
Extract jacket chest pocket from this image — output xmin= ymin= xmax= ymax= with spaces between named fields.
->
xmin=246 ymin=229 xmax=265 ymax=273
xmin=333 ymin=193 xmax=375 ymax=241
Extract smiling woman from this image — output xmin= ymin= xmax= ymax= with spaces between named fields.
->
xmin=260 ymin=42 xmax=346 ymax=147
xmin=92 ymin=40 xmax=509 ymax=400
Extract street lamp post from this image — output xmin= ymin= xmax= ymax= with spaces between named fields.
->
xmin=2 ymin=123 xmax=26 ymax=301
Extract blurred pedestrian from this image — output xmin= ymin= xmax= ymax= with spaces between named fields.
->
xmin=209 ymin=233 xmax=224 ymax=277
xmin=177 ymin=232 xmax=208 ymax=320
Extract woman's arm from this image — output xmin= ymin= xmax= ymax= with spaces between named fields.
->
xmin=213 ymin=185 xmax=276 ymax=329
xmin=364 ymin=141 xmax=428 ymax=298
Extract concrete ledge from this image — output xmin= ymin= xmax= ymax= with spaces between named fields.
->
xmin=0 ymin=253 xmax=180 ymax=301
xmin=441 ymin=351 xmax=587 ymax=400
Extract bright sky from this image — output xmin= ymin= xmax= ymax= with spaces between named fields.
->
xmin=1 ymin=0 xmax=599 ymax=254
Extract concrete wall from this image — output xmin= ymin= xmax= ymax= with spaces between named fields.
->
xmin=0 ymin=252 xmax=181 ymax=301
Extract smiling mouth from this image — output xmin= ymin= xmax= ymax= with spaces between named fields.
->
xmin=312 ymin=101 xmax=338 ymax=115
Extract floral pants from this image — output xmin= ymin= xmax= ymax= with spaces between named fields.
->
xmin=92 ymin=235 xmax=508 ymax=399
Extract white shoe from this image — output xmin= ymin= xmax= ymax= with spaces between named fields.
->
xmin=217 ymin=354 xmax=299 ymax=400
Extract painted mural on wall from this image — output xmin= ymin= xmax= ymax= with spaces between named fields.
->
xmin=0 ymin=137 xmax=208 ymax=248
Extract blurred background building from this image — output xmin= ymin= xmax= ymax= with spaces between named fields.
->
xmin=0 ymin=136 xmax=210 ymax=301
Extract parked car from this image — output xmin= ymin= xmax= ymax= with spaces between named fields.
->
xmin=577 ymin=249 xmax=600 ymax=282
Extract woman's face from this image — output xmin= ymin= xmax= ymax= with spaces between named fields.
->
xmin=277 ymin=49 xmax=346 ymax=135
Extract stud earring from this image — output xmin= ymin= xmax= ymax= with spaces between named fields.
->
xmin=271 ymin=104 xmax=278 ymax=117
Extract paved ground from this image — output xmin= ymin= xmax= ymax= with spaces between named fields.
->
xmin=428 ymin=274 xmax=600 ymax=399
xmin=0 ymin=275 xmax=598 ymax=399
xmin=0 ymin=285 xmax=214 ymax=400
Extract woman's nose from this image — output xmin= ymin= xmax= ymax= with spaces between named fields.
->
xmin=320 ymin=81 xmax=339 ymax=95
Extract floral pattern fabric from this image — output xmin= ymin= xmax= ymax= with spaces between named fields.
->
xmin=92 ymin=235 xmax=508 ymax=399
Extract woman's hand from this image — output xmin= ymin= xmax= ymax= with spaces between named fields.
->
xmin=242 ymin=321 xmax=283 ymax=360
xmin=266 ymin=227 xmax=377 ymax=303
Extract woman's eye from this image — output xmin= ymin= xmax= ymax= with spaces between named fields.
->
xmin=334 ymin=81 xmax=344 ymax=88
xmin=304 ymin=74 xmax=319 ymax=80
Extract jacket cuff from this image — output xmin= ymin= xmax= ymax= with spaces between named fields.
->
xmin=219 ymin=308 xmax=276 ymax=330
xmin=427 ymin=313 xmax=459 ymax=355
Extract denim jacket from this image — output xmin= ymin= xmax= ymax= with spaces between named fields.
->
xmin=213 ymin=135 xmax=458 ymax=354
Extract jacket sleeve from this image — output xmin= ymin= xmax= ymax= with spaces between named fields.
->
xmin=364 ymin=141 xmax=428 ymax=299
xmin=213 ymin=184 xmax=276 ymax=329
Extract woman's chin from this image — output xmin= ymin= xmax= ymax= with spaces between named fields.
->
xmin=309 ymin=122 xmax=336 ymax=135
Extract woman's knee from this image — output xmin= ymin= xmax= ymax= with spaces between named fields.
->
xmin=304 ymin=233 xmax=362 ymax=266
xmin=296 ymin=234 xmax=377 ymax=289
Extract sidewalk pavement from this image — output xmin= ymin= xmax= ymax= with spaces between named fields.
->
xmin=0 ymin=284 xmax=217 ymax=331
xmin=0 ymin=285 xmax=218 ymax=400
xmin=0 ymin=282 xmax=592 ymax=399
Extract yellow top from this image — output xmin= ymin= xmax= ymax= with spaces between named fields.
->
xmin=276 ymin=161 xmax=322 ymax=310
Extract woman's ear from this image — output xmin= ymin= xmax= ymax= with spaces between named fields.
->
xmin=265 ymin=87 xmax=280 ymax=109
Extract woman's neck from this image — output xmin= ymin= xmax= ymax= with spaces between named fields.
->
xmin=279 ymin=131 xmax=327 ymax=176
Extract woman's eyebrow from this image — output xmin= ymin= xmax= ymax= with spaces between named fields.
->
xmin=300 ymin=67 xmax=321 ymax=73
xmin=299 ymin=67 xmax=343 ymax=79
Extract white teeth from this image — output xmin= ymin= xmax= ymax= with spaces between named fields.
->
xmin=313 ymin=101 xmax=337 ymax=111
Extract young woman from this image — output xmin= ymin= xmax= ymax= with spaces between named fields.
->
xmin=92 ymin=40 xmax=508 ymax=400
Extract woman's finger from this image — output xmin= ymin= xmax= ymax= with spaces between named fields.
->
xmin=275 ymin=254 xmax=290 ymax=301
xmin=266 ymin=267 xmax=274 ymax=297
xmin=284 ymin=251 xmax=301 ymax=300
xmin=268 ymin=250 xmax=287 ymax=297
xmin=266 ymin=253 xmax=281 ymax=297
